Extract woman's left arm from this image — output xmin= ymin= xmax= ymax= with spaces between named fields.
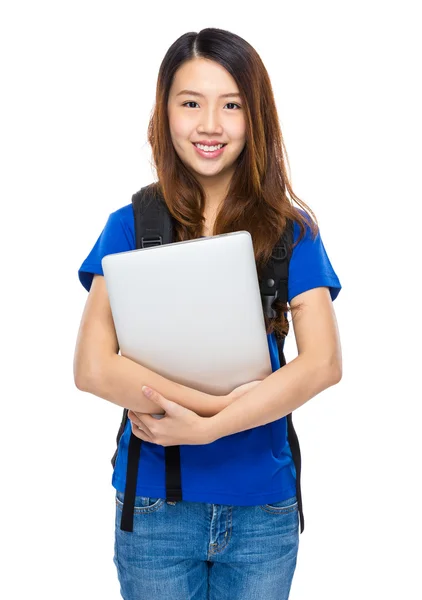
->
xmin=207 ymin=286 xmax=342 ymax=441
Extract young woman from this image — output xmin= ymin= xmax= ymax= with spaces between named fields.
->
xmin=74 ymin=27 xmax=342 ymax=600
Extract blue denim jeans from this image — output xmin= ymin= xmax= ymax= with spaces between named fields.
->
xmin=113 ymin=489 xmax=299 ymax=599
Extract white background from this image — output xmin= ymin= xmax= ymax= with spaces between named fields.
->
xmin=1 ymin=1 xmax=421 ymax=598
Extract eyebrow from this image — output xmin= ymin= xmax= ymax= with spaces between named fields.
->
xmin=175 ymin=89 xmax=241 ymax=99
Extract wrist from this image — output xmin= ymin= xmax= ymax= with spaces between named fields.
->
xmin=197 ymin=393 xmax=230 ymax=442
xmin=205 ymin=413 xmax=221 ymax=444
xmin=197 ymin=391 xmax=229 ymax=419
xmin=206 ymin=395 xmax=230 ymax=442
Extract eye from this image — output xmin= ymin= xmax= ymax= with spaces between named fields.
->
xmin=181 ymin=102 xmax=241 ymax=110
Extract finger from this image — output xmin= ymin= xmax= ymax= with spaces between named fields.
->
xmin=128 ymin=410 xmax=153 ymax=437
xmin=131 ymin=420 xmax=153 ymax=442
xmin=142 ymin=387 xmax=170 ymax=412
xmin=133 ymin=411 xmax=150 ymax=419
xmin=128 ymin=409 xmax=142 ymax=427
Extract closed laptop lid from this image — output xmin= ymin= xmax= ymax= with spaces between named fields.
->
xmin=101 ymin=231 xmax=272 ymax=396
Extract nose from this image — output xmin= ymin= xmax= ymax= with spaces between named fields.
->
xmin=198 ymin=106 xmax=223 ymax=135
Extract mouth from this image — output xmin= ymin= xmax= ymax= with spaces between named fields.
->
xmin=192 ymin=142 xmax=227 ymax=159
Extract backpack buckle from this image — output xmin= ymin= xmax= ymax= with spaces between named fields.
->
xmin=271 ymin=243 xmax=287 ymax=261
xmin=262 ymin=292 xmax=278 ymax=319
xmin=141 ymin=236 xmax=163 ymax=248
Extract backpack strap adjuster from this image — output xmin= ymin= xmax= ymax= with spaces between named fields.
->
xmin=259 ymin=230 xmax=291 ymax=318
xmin=262 ymin=291 xmax=278 ymax=318
xmin=271 ymin=242 xmax=288 ymax=261
xmin=141 ymin=235 xmax=163 ymax=248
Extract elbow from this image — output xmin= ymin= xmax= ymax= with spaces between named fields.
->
xmin=330 ymin=364 xmax=342 ymax=385
xmin=74 ymin=368 xmax=94 ymax=392
xmin=73 ymin=356 xmax=102 ymax=392
xmin=323 ymin=356 xmax=342 ymax=386
xmin=74 ymin=372 xmax=91 ymax=392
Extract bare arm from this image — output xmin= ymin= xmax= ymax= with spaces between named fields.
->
xmin=73 ymin=274 xmax=227 ymax=417
xmin=208 ymin=286 xmax=343 ymax=439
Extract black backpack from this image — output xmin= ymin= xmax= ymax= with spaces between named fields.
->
xmin=113 ymin=183 xmax=304 ymax=534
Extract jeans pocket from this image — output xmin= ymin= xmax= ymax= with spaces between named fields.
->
xmin=115 ymin=489 xmax=164 ymax=513
xmin=259 ymin=495 xmax=298 ymax=514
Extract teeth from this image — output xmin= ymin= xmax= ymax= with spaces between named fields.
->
xmin=194 ymin=143 xmax=224 ymax=152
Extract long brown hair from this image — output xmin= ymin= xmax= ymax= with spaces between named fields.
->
xmin=147 ymin=27 xmax=318 ymax=339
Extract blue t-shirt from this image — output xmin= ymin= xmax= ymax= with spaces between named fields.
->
xmin=78 ymin=203 xmax=341 ymax=505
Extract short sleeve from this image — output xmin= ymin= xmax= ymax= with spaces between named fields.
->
xmin=288 ymin=216 xmax=341 ymax=303
xmin=78 ymin=204 xmax=135 ymax=292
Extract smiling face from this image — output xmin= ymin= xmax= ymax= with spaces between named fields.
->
xmin=167 ymin=58 xmax=246 ymax=192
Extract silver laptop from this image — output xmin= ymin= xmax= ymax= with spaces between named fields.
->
xmin=101 ymin=231 xmax=272 ymax=402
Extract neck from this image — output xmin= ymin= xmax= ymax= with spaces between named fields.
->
xmin=196 ymin=166 xmax=235 ymax=214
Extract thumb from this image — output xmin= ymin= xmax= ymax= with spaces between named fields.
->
xmin=142 ymin=386 xmax=171 ymax=409
xmin=142 ymin=386 xmax=161 ymax=402
xmin=142 ymin=386 xmax=187 ymax=417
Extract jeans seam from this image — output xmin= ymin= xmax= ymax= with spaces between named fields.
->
xmin=115 ymin=496 xmax=165 ymax=514
xmin=208 ymin=508 xmax=233 ymax=555
xmin=259 ymin=504 xmax=298 ymax=515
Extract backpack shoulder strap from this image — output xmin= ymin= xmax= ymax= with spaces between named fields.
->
xmin=259 ymin=218 xmax=294 ymax=319
xmin=110 ymin=184 xmax=174 ymax=471
xmin=263 ymin=218 xmax=304 ymax=535
xmin=132 ymin=187 xmax=293 ymax=318
xmin=132 ymin=184 xmax=174 ymax=248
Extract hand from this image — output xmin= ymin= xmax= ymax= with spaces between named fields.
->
xmin=226 ymin=379 xmax=263 ymax=403
xmin=128 ymin=386 xmax=213 ymax=446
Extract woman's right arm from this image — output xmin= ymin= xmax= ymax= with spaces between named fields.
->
xmin=73 ymin=274 xmax=228 ymax=418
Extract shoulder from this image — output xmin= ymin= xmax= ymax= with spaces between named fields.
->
xmin=106 ymin=203 xmax=135 ymax=248
xmin=288 ymin=207 xmax=341 ymax=303
xmin=290 ymin=207 xmax=317 ymax=245
xmin=78 ymin=202 xmax=135 ymax=292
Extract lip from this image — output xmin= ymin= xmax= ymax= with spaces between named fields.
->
xmin=193 ymin=140 xmax=227 ymax=146
xmin=192 ymin=142 xmax=227 ymax=159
